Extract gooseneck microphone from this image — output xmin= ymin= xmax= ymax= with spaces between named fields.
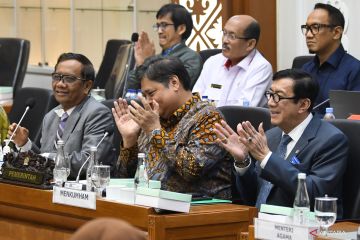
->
xmin=122 ymin=32 xmax=139 ymax=98
xmin=75 ymin=126 xmax=114 ymax=183
xmin=312 ymin=98 xmax=330 ymax=111
xmin=6 ymin=98 xmax=36 ymax=147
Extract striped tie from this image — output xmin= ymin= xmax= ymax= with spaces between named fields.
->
xmin=55 ymin=112 xmax=69 ymax=147
xmin=256 ymin=134 xmax=292 ymax=208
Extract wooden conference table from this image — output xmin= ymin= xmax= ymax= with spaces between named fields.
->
xmin=0 ymin=182 xmax=257 ymax=240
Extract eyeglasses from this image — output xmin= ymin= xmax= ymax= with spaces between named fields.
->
xmin=152 ymin=23 xmax=175 ymax=31
xmin=264 ymin=91 xmax=297 ymax=103
xmin=52 ymin=73 xmax=87 ymax=84
xmin=222 ymin=30 xmax=250 ymax=41
xmin=301 ymin=24 xmax=335 ymax=35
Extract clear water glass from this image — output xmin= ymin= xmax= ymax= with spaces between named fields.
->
xmin=315 ymin=195 xmax=337 ymax=236
xmin=91 ymin=165 xmax=110 ymax=197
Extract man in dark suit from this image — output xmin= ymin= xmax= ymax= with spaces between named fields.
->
xmin=214 ymin=69 xmax=348 ymax=217
xmin=8 ymin=53 xmax=114 ymax=179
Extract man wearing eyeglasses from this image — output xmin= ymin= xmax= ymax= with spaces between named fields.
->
xmin=214 ymin=69 xmax=348 ymax=217
xmin=192 ymin=15 xmax=272 ymax=107
xmin=301 ymin=3 xmax=360 ymax=114
xmin=124 ymin=3 xmax=202 ymax=92
xmin=8 ymin=53 xmax=114 ymax=179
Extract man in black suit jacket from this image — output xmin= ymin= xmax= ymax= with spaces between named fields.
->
xmin=215 ymin=69 xmax=348 ymax=217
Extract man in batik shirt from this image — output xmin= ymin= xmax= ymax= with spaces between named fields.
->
xmin=112 ymin=56 xmax=232 ymax=199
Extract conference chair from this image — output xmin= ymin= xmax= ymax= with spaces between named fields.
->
xmin=104 ymin=43 xmax=133 ymax=99
xmin=101 ymin=99 xmax=122 ymax=158
xmin=0 ymin=38 xmax=30 ymax=97
xmin=199 ymin=49 xmax=222 ymax=64
xmin=8 ymin=87 xmax=58 ymax=146
xmin=218 ymin=105 xmax=272 ymax=205
xmin=217 ymin=105 xmax=272 ymax=132
xmin=93 ymin=39 xmax=131 ymax=89
xmin=291 ymin=55 xmax=313 ymax=69
xmin=328 ymin=119 xmax=360 ymax=219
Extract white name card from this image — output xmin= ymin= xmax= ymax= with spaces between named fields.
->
xmin=255 ymin=218 xmax=319 ymax=240
xmin=52 ymin=186 xmax=96 ymax=210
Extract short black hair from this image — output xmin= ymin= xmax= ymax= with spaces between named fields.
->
xmin=136 ymin=55 xmax=191 ymax=91
xmin=156 ymin=3 xmax=193 ymax=40
xmin=314 ymin=3 xmax=345 ymax=29
xmin=273 ymin=69 xmax=319 ymax=111
xmin=55 ymin=52 xmax=95 ymax=81
xmin=243 ymin=20 xmax=260 ymax=43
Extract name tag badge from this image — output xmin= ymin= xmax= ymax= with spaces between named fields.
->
xmin=207 ymin=83 xmax=222 ymax=101
xmin=53 ymin=186 xmax=96 ymax=210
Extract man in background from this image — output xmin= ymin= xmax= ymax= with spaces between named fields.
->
xmin=302 ymin=3 xmax=360 ymax=114
xmin=192 ymin=15 xmax=272 ymax=107
xmin=124 ymin=3 xmax=202 ymax=92
xmin=8 ymin=53 xmax=114 ymax=179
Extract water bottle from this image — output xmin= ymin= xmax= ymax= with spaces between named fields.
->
xmin=323 ymin=107 xmax=335 ymax=120
xmin=137 ymin=89 xmax=142 ymax=98
xmin=134 ymin=153 xmax=146 ymax=189
xmin=125 ymin=89 xmax=137 ymax=100
xmin=357 ymin=226 xmax=360 ymax=240
xmin=53 ymin=140 xmax=69 ymax=187
xmin=86 ymin=146 xmax=97 ymax=191
xmin=293 ymin=173 xmax=310 ymax=225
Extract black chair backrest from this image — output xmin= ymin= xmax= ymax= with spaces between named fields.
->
xmin=0 ymin=38 xmax=30 ymax=97
xmin=328 ymin=119 xmax=360 ymax=219
xmin=105 ymin=44 xmax=132 ymax=99
xmin=291 ymin=55 xmax=314 ymax=69
xmin=101 ymin=99 xmax=122 ymax=158
xmin=329 ymin=90 xmax=360 ymax=119
xmin=217 ymin=105 xmax=272 ymax=132
xmin=94 ymin=39 xmax=131 ymax=89
xmin=9 ymin=87 xmax=58 ymax=146
xmin=199 ymin=49 xmax=222 ymax=64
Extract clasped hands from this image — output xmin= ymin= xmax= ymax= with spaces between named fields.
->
xmin=214 ymin=120 xmax=270 ymax=163
xmin=112 ymin=96 xmax=160 ymax=148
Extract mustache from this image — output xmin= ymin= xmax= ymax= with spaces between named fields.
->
xmin=222 ymin=44 xmax=230 ymax=50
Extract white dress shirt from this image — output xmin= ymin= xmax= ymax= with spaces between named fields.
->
xmin=192 ymin=49 xmax=273 ymax=107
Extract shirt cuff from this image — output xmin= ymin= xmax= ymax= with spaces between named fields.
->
xmin=17 ymin=138 xmax=32 ymax=152
xmin=234 ymin=155 xmax=251 ymax=176
xmin=260 ymin=151 xmax=272 ymax=169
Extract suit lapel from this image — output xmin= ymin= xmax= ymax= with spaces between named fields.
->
xmin=286 ymin=116 xmax=321 ymax=161
xmin=60 ymin=96 xmax=89 ymax=143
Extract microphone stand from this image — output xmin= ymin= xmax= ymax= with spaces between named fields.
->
xmin=75 ymin=132 xmax=109 ymax=183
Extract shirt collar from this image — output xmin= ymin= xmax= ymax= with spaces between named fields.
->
xmin=285 ymin=113 xmax=313 ymax=143
xmin=54 ymin=106 xmax=76 ymax=118
xmin=223 ymin=49 xmax=257 ymax=70
xmin=314 ymin=44 xmax=345 ymax=68
xmin=161 ymin=93 xmax=201 ymax=127
xmin=161 ymin=42 xmax=182 ymax=56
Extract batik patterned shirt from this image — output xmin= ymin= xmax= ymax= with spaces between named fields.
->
xmin=117 ymin=93 xmax=233 ymax=199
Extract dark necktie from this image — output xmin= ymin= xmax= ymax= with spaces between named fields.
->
xmin=256 ymin=134 xmax=292 ymax=208
xmin=55 ymin=112 xmax=69 ymax=147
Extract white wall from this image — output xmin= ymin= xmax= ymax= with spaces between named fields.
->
xmin=277 ymin=0 xmax=360 ymax=71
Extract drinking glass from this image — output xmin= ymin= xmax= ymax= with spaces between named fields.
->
xmin=91 ymin=165 xmax=110 ymax=197
xmin=314 ymin=195 xmax=337 ymax=236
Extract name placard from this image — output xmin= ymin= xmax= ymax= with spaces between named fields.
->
xmin=255 ymin=218 xmax=319 ymax=240
xmin=2 ymin=167 xmax=44 ymax=185
xmin=52 ymin=186 xmax=96 ymax=210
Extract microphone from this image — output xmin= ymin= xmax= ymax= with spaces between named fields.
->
xmin=75 ymin=126 xmax=114 ymax=183
xmin=312 ymin=98 xmax=330 ymax=111
xmin=122 ymin=32 xmax=139 ymax=98
xmin=5 ymin=98 xmax=36 ymax=148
